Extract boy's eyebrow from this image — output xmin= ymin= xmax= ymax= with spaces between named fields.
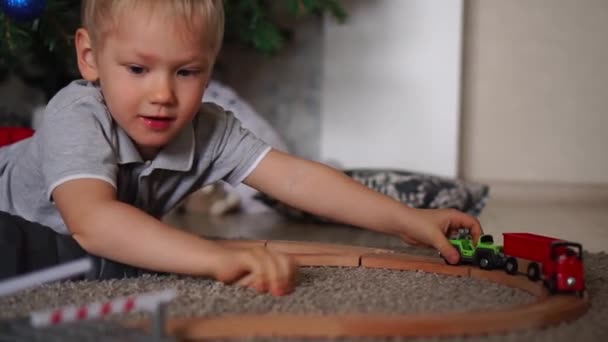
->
xmin=133 ymin=51 xmax=157 ymax=62
xmin=132 ymin=51 xmax=210 ymax=67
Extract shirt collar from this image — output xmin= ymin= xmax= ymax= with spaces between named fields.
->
xmin=115 ymin=122 xmax=195 ymax=172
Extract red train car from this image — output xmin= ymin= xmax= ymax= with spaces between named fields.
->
xmin=502 ymin=232 xmax=584 ymax=294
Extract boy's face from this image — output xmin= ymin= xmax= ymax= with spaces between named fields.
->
xmin=83 ymin=9 xmax=214 ymax=159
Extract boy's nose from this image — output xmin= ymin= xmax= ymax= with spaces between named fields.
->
xmin=150 ymin=76 xmax=176 ymax=105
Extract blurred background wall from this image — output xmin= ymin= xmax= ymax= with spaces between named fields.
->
xmin=320 ymin=0 xmax=463 ymax=177
xmin=2 ymin=0 xmax=607 ymax=201
xmin=222 ymin=0 xmax=608 ymax=199
xmin=461 ymin=0 xmax=608 ymax=200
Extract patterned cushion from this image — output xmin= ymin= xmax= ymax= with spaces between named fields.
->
xmin=256 ymin=169 xmax=490 ymax=223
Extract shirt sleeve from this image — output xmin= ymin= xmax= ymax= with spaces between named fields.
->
xmin=38 ymin=96 xmax=118 ymax=200
xmin=203 ymin=104 xmax=271 ymax=186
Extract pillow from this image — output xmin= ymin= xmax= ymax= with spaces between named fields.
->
xmin=255 ymin=169 xmax=490 ymax=223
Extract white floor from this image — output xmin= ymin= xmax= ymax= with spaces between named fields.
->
xmin=168 ymin=199 xmax=608 ymax=254
xmin=479 ymin=200 xmax=608 ymax=253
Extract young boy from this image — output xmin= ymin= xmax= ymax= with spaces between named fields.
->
xmin=0 ymin=0 xmax=482 ymax=296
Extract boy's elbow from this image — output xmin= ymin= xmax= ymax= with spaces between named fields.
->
xmin=72 ymin=231 xmax=99 ymax=254
xmin=69 ymin=217 xmax=108 ymax=255
xmin=63 ymin=203 xmax=114 ymax=254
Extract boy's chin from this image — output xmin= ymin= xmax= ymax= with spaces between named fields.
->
xmin=134 ymin=134 xmax=174 ymax=148
xmin=137 ymin=148 xmax=161 ymax=160
xmin=135 ymin=141 xmax=168 ymax=159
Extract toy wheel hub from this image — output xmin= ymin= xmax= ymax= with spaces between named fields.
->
xmin=567 ymin=277 xmax=576 ymax=287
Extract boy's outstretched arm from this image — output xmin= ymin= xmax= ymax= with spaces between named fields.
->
xmin=52 ymin=179 xmax=297 ymax=295
xmin=244 ymin=149 xmax=483 ymax=264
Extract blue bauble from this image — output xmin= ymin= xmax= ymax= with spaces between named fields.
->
xmin=0 ymin=0 xmax=47 ymax=22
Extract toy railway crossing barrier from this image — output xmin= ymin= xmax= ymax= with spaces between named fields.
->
xmin=0 ymin=258 xmax=93 ymax=297
xmin=30 ymin=289 xmax=176 ymax=327
xmin=0 ymin=257 xmax=175 ymax=340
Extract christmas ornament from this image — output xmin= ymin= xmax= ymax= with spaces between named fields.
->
xmin=0 ymin=0 xmax=47 ymax=22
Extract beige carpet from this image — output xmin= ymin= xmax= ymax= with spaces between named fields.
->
xmin=2 ymin=201 xmax=607 ymax=341
xmin=0 ymin=243 xmax=606 ymax=342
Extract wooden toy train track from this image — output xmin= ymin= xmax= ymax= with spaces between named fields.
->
xmin=133 ymin=239 xmax=590 ymax=340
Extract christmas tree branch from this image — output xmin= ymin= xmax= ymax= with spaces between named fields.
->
xmin=1 ymin=0 xmax=347 ymax=95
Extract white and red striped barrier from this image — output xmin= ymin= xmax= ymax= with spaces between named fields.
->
xmin=30 ymin=288 xmax=176 ymax=327
xmin=0 ymin=258 xmax=93 ymax=297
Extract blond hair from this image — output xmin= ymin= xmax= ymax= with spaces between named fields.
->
xmin=81 ymin=0 xmax=224 ymax=54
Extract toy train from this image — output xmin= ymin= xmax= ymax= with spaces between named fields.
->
xmin=443 ymin=230 xmax=585 ymax=295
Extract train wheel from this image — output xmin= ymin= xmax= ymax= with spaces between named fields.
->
xmin=548 ymin=274 xmax=558 ymax=294
xmin=505 ymin=258 xmax=518 ymax=275
xmin=476 ymin=253 xmax=494 ymax=270
xmin=478 ymin=256 xmax=491 ymax=270
xmin=527 ymin=263 xmax=540 ymax=281
xmin=474 ymin=250 xmax=495 ymax=270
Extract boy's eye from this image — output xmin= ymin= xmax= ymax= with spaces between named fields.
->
xmin=127 ymin=65 xmax=146 ymax=74
xmin=177 ymin=69 xmax=200 ymax=77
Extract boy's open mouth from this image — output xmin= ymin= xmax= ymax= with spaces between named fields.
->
xmin=139 ymin=115 xmax=175 ymax=130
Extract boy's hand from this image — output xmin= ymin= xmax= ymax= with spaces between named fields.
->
xmin=398 ymin=208 xmax=483 ymax=265
xmin=214 ymin=247 xmax=298 ymax=296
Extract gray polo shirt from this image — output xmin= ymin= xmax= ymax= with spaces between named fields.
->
xmin=0 ymin=80 xmax=270 ymax=234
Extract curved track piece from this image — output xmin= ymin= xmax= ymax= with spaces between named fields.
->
xmin=133 ymin=239 xmax=590 ymax=340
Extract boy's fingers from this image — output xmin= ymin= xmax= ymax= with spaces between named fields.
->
xmin=231 ymin=248 xmax=299 ymax=296
xmin=266 ymin=251 xmax=294 ymax=296
xmin=254 ymin=248 xmax=274 ymax=293
xmin=434 ymin=234 xmax=460 ymax=264
xmin=461 ymin=215 xmax=483 ymax=241
xmin=263 ymin=250 xmax=282 ymax=295
xmin=449 ymin=211 xmax=484 ymax=243
xmin=234 ymin=248 xmax=267 ymax=292
xmin=234 ymin=273 xmax=255 ymax=287
xmin=273 ymin=254 xmax=298 ymax=296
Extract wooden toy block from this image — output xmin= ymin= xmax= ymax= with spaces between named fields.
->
xmin=517 ymin=294 xmax=591 ymax=325
xmin=266 ymin=240 xmax=393 ymax=256
xmin=157 ymin=292 xmax=589 ymax=340
xmin=469 ymin=267 xmax=547 ymax=297
xmin=289 ymin=253 xmax=361 ymax=267
xmin=123 ymin=239 xmax=590 ymax=340
xmin=361 ymin=253 xmax=471 ymax=277
xmin=215 ymin=239 xmax=268 ymax=249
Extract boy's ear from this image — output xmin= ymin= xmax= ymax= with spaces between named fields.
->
xmin=75 ymin=28 xmax=99 ymax=81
